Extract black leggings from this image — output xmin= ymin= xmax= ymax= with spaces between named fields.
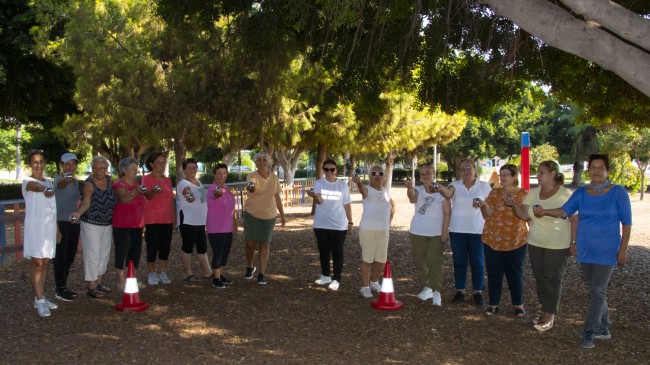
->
xmin=208 ymin=233 xmax=233 ymax=269
xmin=54 ymin=221 xmax=80 ymax=289
xmin=145 ymin=223 xmax=173 ymax=262
xmin=313 ymin=228 xmax=348 ymax=282
xmin=113 ymin=227 xmax=143 ymax=270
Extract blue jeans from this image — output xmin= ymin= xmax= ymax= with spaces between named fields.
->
xmin=449 ymin=233 xmax=484 ymax=291
xmin=484 ymin=243 xmax=527 ymax=306
xmin=581 ymin=263 xmax=614 ymax=333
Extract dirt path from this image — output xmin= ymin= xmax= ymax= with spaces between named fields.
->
xmin=1 ymin=186 xmax=648 ymax=364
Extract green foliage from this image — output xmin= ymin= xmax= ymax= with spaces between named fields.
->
xmin=608 ymin=155 xmax=641 ymax=193
xmin=530 ymin=144 xmax=559 ymax=174
xmin=0 ymin=128 xmax=18 ymax=171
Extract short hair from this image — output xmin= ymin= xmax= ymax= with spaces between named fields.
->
xmin=145 ymin=151 xmax=167 ymax=170
xmin=322 ymin=159 xmax=338 ymax=169
xmin=118 ymin=157 xmax=138 ymax=177
xmin=539 ymin=160 xmax=564 ymax=185
xmin=91 ymin=155 xmax=110 ymax=169
xmin=457 ymin=158 xmax=478 ymax=178
xmin=418 ymin=164 xmax=434 ymax=174
xmin=253 ymin=151 xmax=272 ymax=164
xmin=588 ymin=154 xmax=610 ymax=171
xmin=370 ymin=164 xmax=384 ymax=172
xmin=27 ymin=149 xmax=45 ymax=164
xmin=212 ymin=163 xmax=228 ymax=174
xmin=500 ymin=164 xmax=519 ymax=187
xmin=182 ymin=158 xmax=198 ymax=170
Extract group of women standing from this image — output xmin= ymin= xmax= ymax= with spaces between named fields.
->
xmin=23 ymin=150 xmax=288 ymax=317
xmin=307 ymin=155 xmax=631 ymax=349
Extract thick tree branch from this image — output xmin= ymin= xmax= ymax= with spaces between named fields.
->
xmin=481 ymin=0 xmax=650 ymax=98
xmin=560 ymin=0 xmax=650 ymax=53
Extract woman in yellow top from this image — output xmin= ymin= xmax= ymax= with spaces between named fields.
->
xmin=243 ymin=151 xmax=286 ymax=285
xmin=476 ymin=164 xmax=528 ymax=316
xmin=507 ymin=161 xmax=575 ymax=331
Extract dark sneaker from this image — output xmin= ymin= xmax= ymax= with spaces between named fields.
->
xmin=594 ymin=330 xmax=611 ymax=340
xmin=220 ymin=275 xmax=233 ymax=285
xmin=257 ymin=273 xmax=267 ymax=285
xmin=473 ymin=292 xmax=484 ymax=306
xmin=244 ymin=266 xmax=256 ymax=279
xmin=55 ymin=289 xmax=75 ymax=302
xmin=452 ymin=291 xmax=465 ymax=304
xmin=581 ymin=330 xmax=595 ymax=349
xmin=212 ymin=279 xmax=226 ymax=289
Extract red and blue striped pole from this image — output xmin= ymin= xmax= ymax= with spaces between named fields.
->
xmin=521 ymin=132 xmax=530 ymax=191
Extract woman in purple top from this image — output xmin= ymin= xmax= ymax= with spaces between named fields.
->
xmin=206 ymin=163 xmax=238 ymax=289
xmin=536 ymin=154 xmax=632 ymax=349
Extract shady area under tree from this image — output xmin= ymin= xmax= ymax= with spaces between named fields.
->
xmin=1 ymin=186 xmax=649 ymax=364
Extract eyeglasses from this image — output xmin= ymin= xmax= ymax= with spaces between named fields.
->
xmin=371 ymin=171 xmax=384 ymax=176
xmin=323 ymin=167 xmax=336 ymax=172
xmin=499 ymin=173 xmax=512 ymax=177
xmin=461 ymin=166 xmax=474 ymax=171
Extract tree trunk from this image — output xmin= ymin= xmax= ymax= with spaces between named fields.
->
xmin=638 ymin=162 xmax=647 ymax=201
xmin=571 ymin=161 xmax=584 ymax=186
xmin=481 ymin=0 xmax=650 ymax=97
xmin=383 ymin=151 xmax=397 ymax=193
xmin=14 ymin=123 xmax=22 ymax=181
xmin=311 ymin=143 xmax=328 ymax=215
xmin=276 ymin=147 xmax=305 ymax=186
xmin=173 ymin=131 xmax=187 ymax=185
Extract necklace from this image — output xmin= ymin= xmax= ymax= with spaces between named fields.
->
xmin=588 ymin=179 xmax=611 ymax=193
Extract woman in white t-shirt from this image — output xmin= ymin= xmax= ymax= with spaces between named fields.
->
xmin=437 ymin=158 xmax=491 ymax=306
xmin=405 ymin=164 xmax=450 ymax=306
xmin=507 ymin=161 xmax=575 ymax=332
xmin=307 ymin=159 xmax=353 ymax=291
xmin=176 ymin=158 xmax=212 ymax=282
xmin=352 ymin=165 xmax=395 ymax=299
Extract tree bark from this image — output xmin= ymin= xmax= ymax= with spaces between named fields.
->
xmin=173 ymin=130 xmax=187 ymax=185
xmin=276 ymin=146 xmax=305 ymax=186
xmin=481 ymin=0 xmax=650 ymax=97
xmin=384 ymin=151 xmax=397 ymax=193
xmin=311 ymin=143 xmax=328 ymax=215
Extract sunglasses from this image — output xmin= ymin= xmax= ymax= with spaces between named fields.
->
xmin=371 ymin=171 xmax=384 ymax=176
xmin=323 ymin=167 xmax=336 ymax=172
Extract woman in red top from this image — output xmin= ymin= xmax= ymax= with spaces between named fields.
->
xmin=112 ymin=158 xmax=146 ymax=290
xmin=142 ymin=152 xmax=175 ymax=285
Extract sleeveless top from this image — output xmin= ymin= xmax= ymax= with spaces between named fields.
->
xmin=81 ymin=175 xmax=116 ymax=226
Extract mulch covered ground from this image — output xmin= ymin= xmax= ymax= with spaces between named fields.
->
xmin=1 ymin=186 xmax=649 ymax=364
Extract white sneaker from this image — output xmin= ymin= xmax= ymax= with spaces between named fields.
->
xmin=369 ymin=281 xmax=382 ymax=293
xmin=432 ymin=291 xmax=442 ymax=306
xmin=417 ymin=287 xmax=434 ymax=301
xmin=34 ymin=297 xmax=58 ymax=310
xmin=148 ymin=272 xmax=160 ymax=285
xmin=328 ymin=280 xmax=340 ymax=291
xmin=315 ymin=275 xmax=332 ymax=285
xmin=159 ymin=272 xmax=171 ymax=284
xmin=359 ymin=286 xmax=373 ymax=298
xmin=35 ymin=299 xmax=51 ymax=317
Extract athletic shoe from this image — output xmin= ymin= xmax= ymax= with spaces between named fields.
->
xmin=314 ymin=275 xmax=332 ymax=285
xmin=257 ymin=273 xmax=267 ymax=285
xmin=212 ymin=279 xmax=226 ymax=289
xmin=245 ymin=266 xmax=256 ymax=279
xmin=581 ymin=330 xmax=595 ymax=349
xmin=432 ymin=291 xmax=442 ymax=306
xmin=220 ymin=275 xmax=233 ymax=285
xmin=148 ymin=272 xmax=160 ymax=285
xmin=594 ymin=330 xmax=611 ymax=340
xmin=359 ymin=286 xmax=373 ymax=298
xmin=417 ymin=287 xmax=434 ymax=301
xmin=328 ymin=280 xmax=340 ymax=291
xmin=452 ymin=291 xmax=465 ymax=304
xmin=35 ymin=299 xmax=51 ymax=317
xmin=55 ymin=289 xmax=75 ymax=302
xmin=34 ymin=297 xmax=58 ymax=310
xmin=159 ymin=272 xmax=171 ymax=284
xmin=369 ymin=281 xmax=381 ymax=293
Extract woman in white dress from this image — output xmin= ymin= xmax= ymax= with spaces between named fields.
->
xmin=22 ymin=150 xmax=59 ymax=317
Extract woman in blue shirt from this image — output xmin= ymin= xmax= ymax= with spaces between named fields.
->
xmin=535 ymin=154 xmax=632 ymax=349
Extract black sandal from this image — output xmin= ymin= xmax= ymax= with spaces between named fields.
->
xmin=87 ymin=288 xmax=105 ymax=298
xmin=184 ymin=275 xmax=201 ymax=282
xmin=96 ymin=283 xmax=112 ymax=292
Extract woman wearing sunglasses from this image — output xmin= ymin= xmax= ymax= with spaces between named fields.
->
xmin=307 ymin=159 xmax=353 ymax=291
xmin=352 ymin=165 xmax=395 ymax=298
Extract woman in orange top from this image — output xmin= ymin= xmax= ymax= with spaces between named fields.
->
xmin=476 ymin=164 xmax=528 ymax=316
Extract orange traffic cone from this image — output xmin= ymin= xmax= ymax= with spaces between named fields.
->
xmin=371 ymin=260 xmax=404 ymax=311
xmin=115 ymin=260 xmax=149 ymax=312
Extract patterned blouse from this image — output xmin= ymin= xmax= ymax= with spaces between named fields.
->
xmin=481 ymin=187 xmax=528 ymax=251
